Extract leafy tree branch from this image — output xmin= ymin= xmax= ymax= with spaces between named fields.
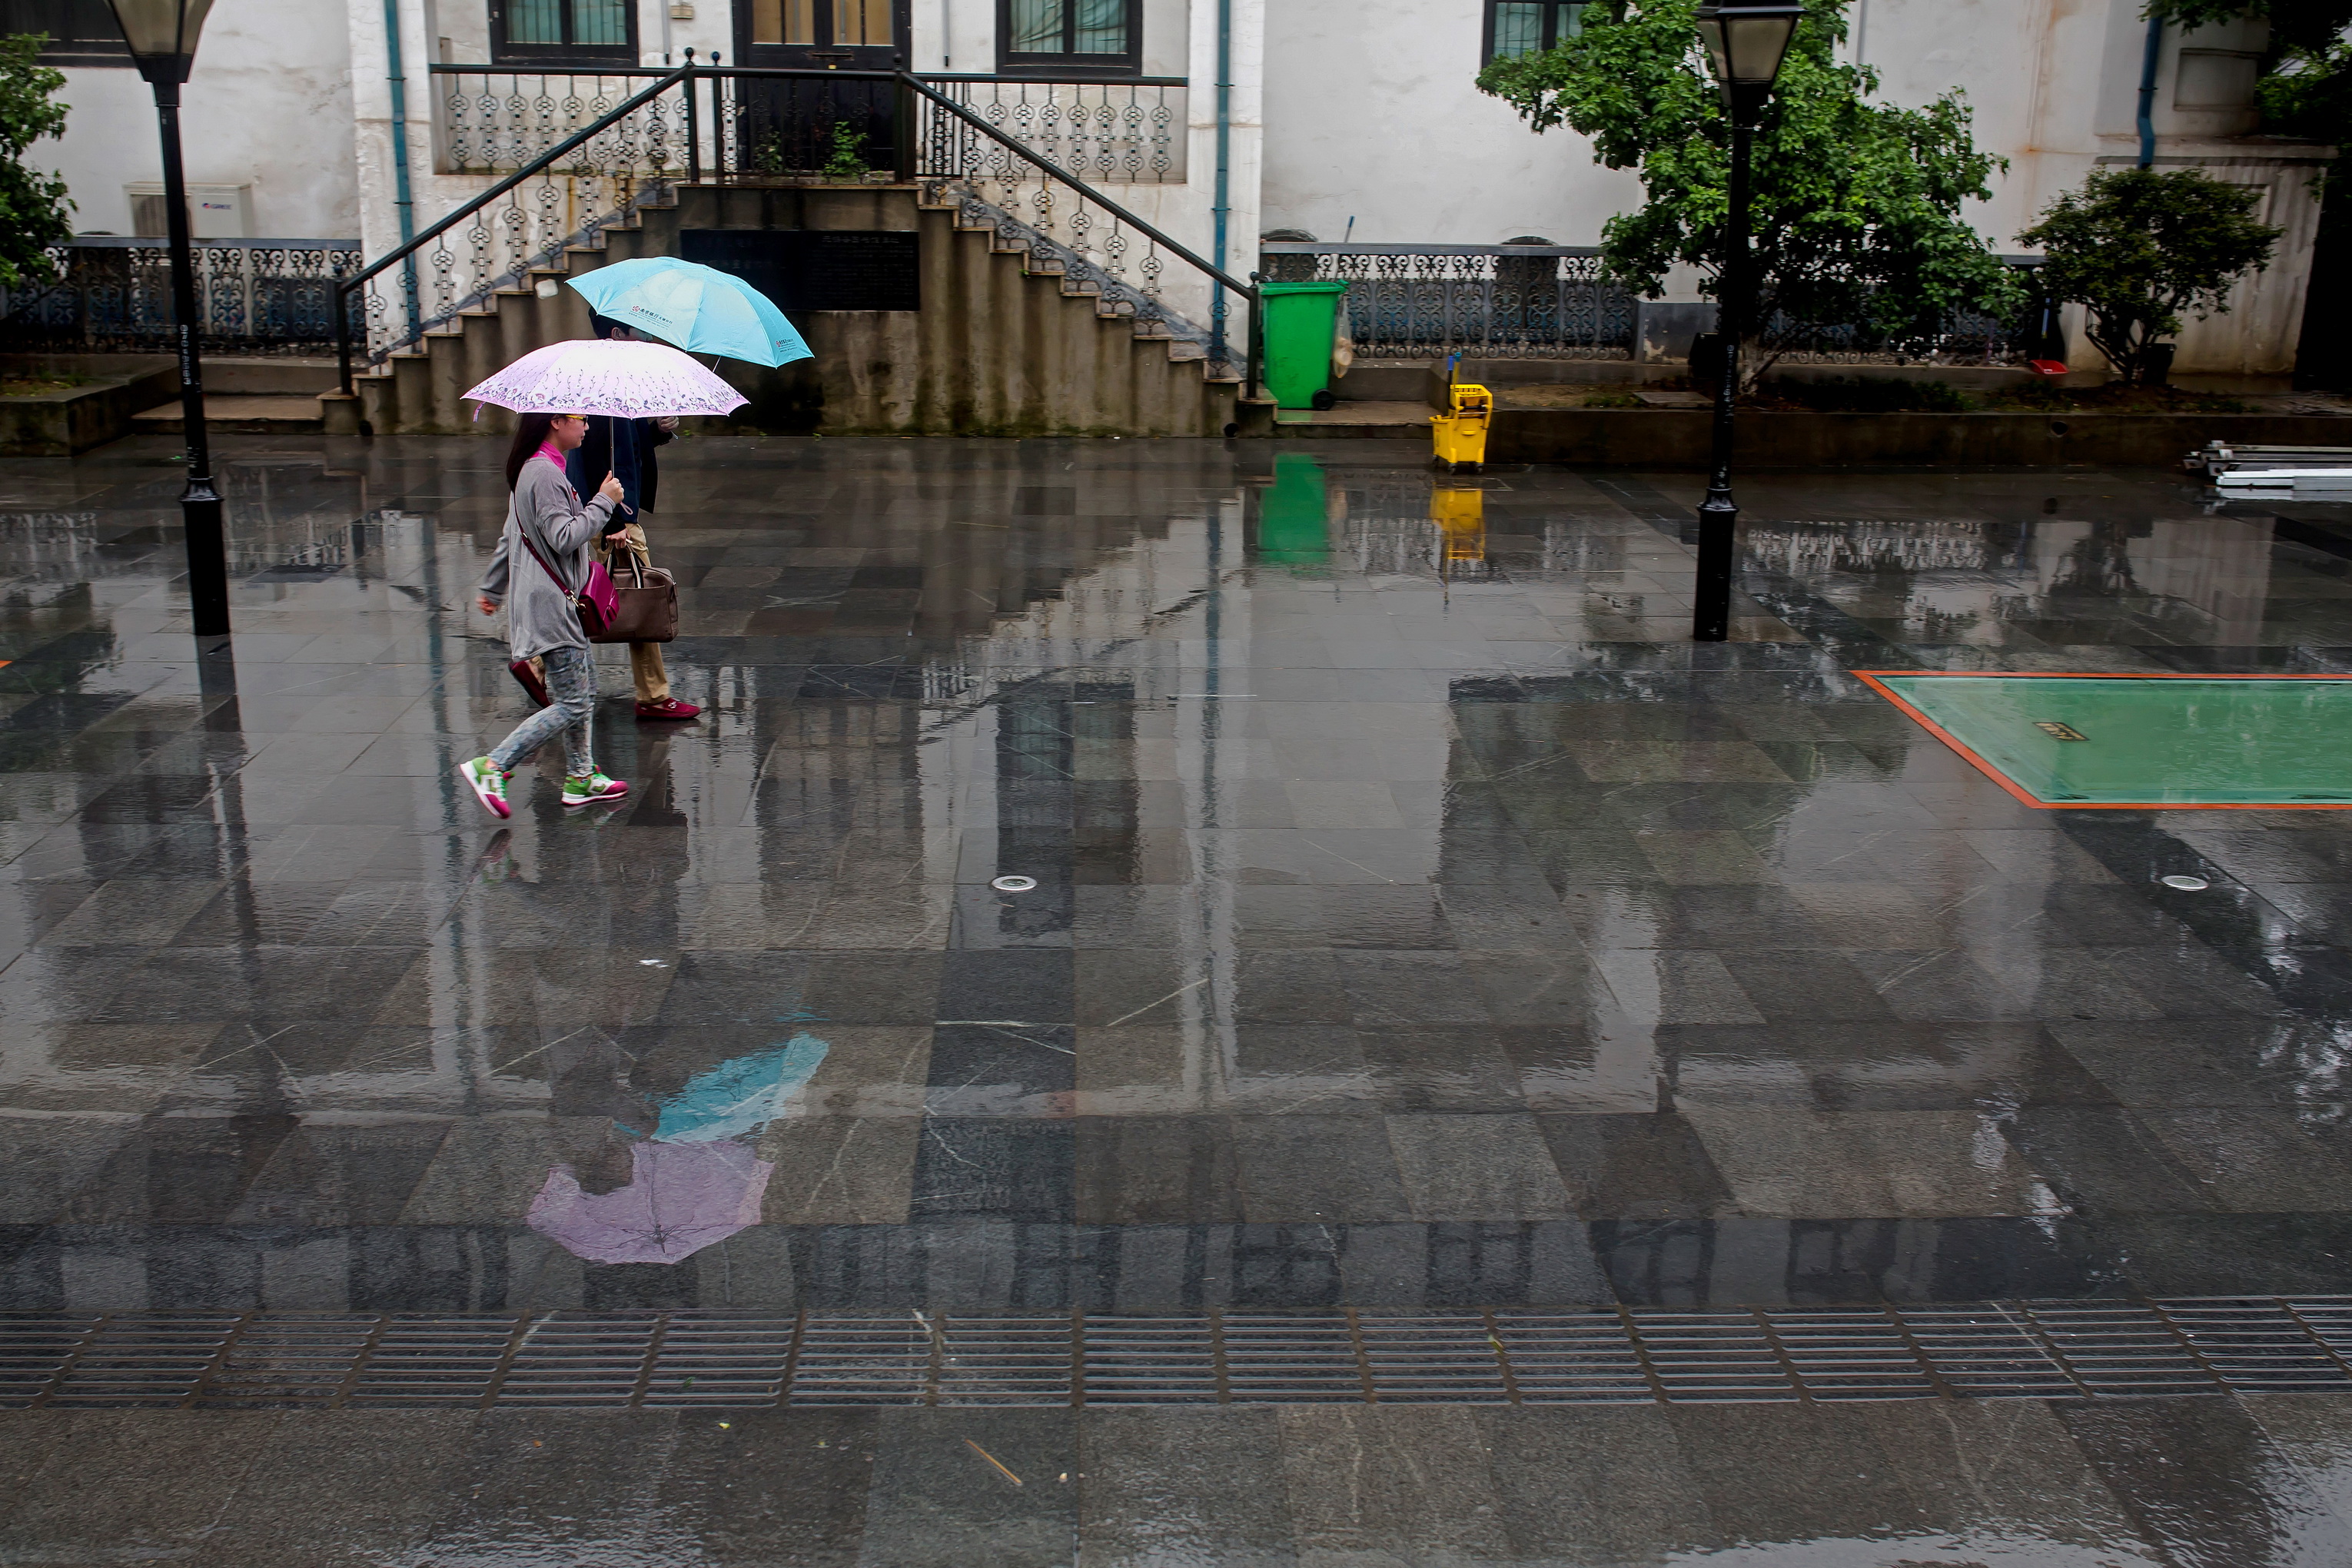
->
xmin=0 ymin=33 xmax=72 ymax=292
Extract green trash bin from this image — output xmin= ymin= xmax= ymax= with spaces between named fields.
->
xmin=1259 ymin=281 xmax=1350 ymax=411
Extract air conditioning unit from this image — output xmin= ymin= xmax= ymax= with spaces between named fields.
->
xmin=125 ymin=182 xmax=252 ymax=238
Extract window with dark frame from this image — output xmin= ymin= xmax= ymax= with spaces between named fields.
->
xmin=1483 ymin=0 xmax=1585 ymax=63
xmin=490 ymin=0 xmax=637 ymax=63
xmin=0 ymin=0 xmax=131 ymax=66
xmin=996 ymin=0 xmax=1141 ymax=75
xmin=749 ymin=0 xmax=896 ymax=48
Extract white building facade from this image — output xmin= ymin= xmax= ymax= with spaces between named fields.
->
xmin=8 ymin=0 xmax=2327 ymax=379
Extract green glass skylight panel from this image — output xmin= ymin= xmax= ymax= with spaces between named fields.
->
xmin=1858 ymin=673 xmax=2352 ymax=809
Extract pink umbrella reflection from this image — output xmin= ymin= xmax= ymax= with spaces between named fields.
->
xmin=527 ymin=1140 xmax=772 ymax=1265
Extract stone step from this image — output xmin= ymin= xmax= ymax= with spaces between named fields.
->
xmin=1268 ymin=400 xmax=1431 ymax=439
xmin=202 ymin=357 xmax=342 ymax=396
xmin=134 ymin=394 xmax=325 ymax=433
xmin=360 ymin=184 xmax=1233 ymax=434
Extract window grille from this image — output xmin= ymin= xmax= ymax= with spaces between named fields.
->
xmin=1484 ymin=0 xmax=1584 ymax=62
xmin=0 ymin=0 xmax=130 ymax=65
xmin=490 ymin=0 xmax=636 ymax=62
xmin=750 ymin=0 xmax=894 ymax=46
xmin=998 ymin=0 xmax=1141 ymax=75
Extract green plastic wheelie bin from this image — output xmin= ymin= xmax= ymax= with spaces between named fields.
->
xmin=1259 ymin=281 xmax=1350 ymax=410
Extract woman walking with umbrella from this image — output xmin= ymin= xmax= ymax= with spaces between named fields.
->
xmin=460 ymin=410 xmax=632 ymax=816
xmin=454 ymin=329 xmax=747 ymax=818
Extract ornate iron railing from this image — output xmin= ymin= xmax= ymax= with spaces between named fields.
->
xmin=926 ymin=77 xmax=1185 ymax=184
xmin=346 ymin=66 xmax=1253 ymax=389
xmin=1769 ymin=261 xmax=2058 ymax=367
xmin=0 ymin=238 xmax=361 ymax=357
xmin=343 ymin=66 xmax=689 ymax=374
xmin=913 ymin=81 xmax=1239 ymax=370
xmin=1258 ymin=242 xmax=1638 ymax=360
xmin=431 ymin=67 xmax=683 ymax=177
xmin=430 ymin=65 xmax=1183 ymax=184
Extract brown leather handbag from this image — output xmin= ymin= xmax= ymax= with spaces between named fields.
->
xmin=592 ymin=553 xmax=678 ymax=644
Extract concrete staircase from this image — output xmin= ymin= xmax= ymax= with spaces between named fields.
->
xmin=339 ymin=182 xmax=1238 ymax=439
xmin=135 ymin=359 xmax=340 ymax=434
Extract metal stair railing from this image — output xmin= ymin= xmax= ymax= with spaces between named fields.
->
xmin=336 ymin=64 xmax=1257 ymax=398
xmin=895 ymin=69 xmax=1255 ymax=385
xmin=665 ymin=65 xmax=1254 ymax=382
xmin=335 ymin=65 xmax=690 ymax=394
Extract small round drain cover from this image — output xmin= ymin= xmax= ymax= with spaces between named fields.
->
xmin=991 ymin=875 xmax=1038 ymax=893
xmin=2160 ymin=875 xmax=2210 ymax=891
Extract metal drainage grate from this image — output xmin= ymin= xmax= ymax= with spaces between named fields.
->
xmin=9 ymin=1299 xmax=2352 ymax=1410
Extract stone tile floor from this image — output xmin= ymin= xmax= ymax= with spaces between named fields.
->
xmin=9 ymin=432 xmax=2352 ymax=1560
xmin=14 ymin=1395 xmax=2352 ymax=1566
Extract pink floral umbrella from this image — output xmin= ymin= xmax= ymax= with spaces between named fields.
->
xmin=527 ymin=1139 xmax=772 ymax=1265
xmin=462 ymin=337 xmax=749 ymax=420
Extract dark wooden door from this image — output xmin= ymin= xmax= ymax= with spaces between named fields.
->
xmin=729 ymin=0 xmax=907 ymax=177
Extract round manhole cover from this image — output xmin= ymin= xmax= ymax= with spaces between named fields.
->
xmin=991 ymin=875 xmax=1038 ymax=893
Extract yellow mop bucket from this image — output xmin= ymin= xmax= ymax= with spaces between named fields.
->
xmin=1431 ymin=383 xmax=1492 ymax=470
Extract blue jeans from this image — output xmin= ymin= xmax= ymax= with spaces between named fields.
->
xmin=490 ymin=643 xmax=596 ymax=776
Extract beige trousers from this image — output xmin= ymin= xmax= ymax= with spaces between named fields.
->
xmin=596 ymin=518 xmax=669 ymax=705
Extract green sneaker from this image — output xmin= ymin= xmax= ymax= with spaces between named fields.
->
xmin=561 ymin=770 xmax=630 ymax=807
xmin=458 ymin=757 xmax=510 ymax=819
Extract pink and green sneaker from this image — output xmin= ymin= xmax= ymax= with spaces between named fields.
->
xmin=560 ymin=770 xmax=630 ymax=807
xmin=458 ymin=757 xmax=510 ymax=819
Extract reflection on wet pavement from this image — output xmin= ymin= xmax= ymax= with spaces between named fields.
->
xmin=8 ymin=434 xmax=2352 ymax=1560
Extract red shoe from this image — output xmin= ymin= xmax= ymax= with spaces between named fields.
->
xmin=636 ymin=697 xmax=701 ymax=720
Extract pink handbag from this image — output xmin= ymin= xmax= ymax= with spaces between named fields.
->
xmin=514 ymin=519 xmax=621 ymax=639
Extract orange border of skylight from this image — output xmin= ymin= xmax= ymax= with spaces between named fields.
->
xmin=1852 ymin=670 xmax=2352 ymax=811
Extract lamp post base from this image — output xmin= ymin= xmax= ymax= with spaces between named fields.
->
xmin=1692 ymin=485 xmax=1738 ymax=643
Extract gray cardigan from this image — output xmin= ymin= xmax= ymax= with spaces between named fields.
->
xmin=480 ymin=455 xmax=618 ymax=660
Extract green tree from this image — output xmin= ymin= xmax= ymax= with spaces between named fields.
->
xmin=0 ymin=33 xmax=71 ymax=291
xmin=1476 ymin=0 xmax=2023 ymax=387
xmin=2015 ymin=167 xmax=2281 ymax=383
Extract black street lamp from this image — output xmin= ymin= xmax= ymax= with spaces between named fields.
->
xmin=106 ymin=0 xmax=228 ymax=639
xmin=1689 ymin=0 xmax=1802 ymax=642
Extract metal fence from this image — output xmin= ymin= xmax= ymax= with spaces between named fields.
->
xmin=0 ymin=238 xmax=362 ymax=357
xmin=1258 ymin=242 xmax=1639 ymax=360
xmin=1257 ymin=246 xmax=2058 ymax=367
xmin=1769 ymin=264 xmax=2058 ymax=367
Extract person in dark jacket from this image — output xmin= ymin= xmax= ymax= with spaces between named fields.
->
xmin=568 ymin=314 xmax=700 ymax=721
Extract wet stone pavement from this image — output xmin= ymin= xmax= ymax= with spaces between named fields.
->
xmin=10 ymin=434 xmax=2352 ymax=1561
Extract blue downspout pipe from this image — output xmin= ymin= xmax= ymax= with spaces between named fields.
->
xmin=1210 ymin=0 xmax=1232 ymax=368
xmin=384 ymin=0 xmax=420 ymax=334
xmin=2138 ymin=13 xmax=2163 ymax=168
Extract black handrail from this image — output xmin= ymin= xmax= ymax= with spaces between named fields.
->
xmin=892 ymin=70 xmax=1255 ymax=301
xmin=337 ymin=62 xmax=1257 ymax=400
xmin=334 ymin=65 xmax=689 ymax=394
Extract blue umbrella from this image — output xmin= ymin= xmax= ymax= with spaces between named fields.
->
xmin=646 ymin=1033 xmax=831 ymax=1144
xmin=568 ymin=257 xmax=812 ymax=368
